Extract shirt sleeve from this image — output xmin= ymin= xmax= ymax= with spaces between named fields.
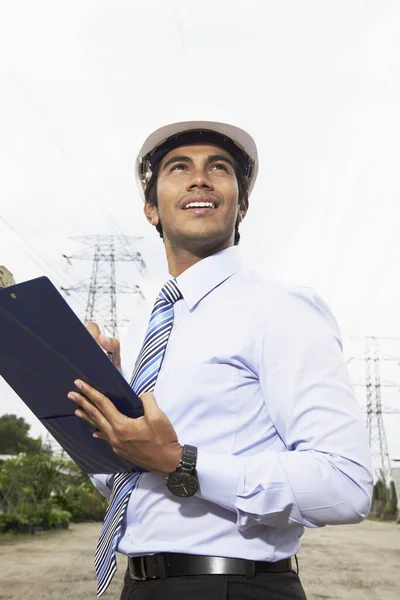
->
xmin=88 ymin=473 xmax=114 ymax=499
xmin=196 ymin=287 xmax=373 ymax=530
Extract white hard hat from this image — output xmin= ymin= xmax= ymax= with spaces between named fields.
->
xmin=135 ymin=120 xmax=259 ymax=201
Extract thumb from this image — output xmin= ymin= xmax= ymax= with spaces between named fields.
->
xmin=140 ymin=392 xmax=160 ymax=418
xmin=85 ymin=321 xmax=101 ymax=341
xmin=99 ymin=333 xmax=118 ymax=352
xmin=98 ymin=334 xmax=122 ymax=372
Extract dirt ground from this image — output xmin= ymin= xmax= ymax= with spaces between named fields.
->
xmin=0 ymin=520 xmax=398 ymax=600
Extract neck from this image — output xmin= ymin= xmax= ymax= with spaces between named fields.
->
xmin=164 ymin=239 xmax=234 ymax=277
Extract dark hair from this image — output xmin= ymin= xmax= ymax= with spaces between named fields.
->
xmin=144 ymin=157 xmax=248 ymax=245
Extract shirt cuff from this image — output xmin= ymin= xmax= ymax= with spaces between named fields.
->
xmin=196 ymin=450 xmax=243 ymax=512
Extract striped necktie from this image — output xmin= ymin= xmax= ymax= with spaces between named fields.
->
xmin=95 ymin=279 xmax=182 ymax=597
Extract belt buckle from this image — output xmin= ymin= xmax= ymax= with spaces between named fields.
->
xmin=129 ymin=556 xmax=148 ymax=581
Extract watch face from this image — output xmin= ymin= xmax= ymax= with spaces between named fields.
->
xmin=167 ymin=472 xmax=198 ymax=497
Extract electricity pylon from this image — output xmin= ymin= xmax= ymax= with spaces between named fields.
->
xmin=61 ymin=235 xmax=146 ymax=336
xmin=365 ymin=337 xmax=392 ymax=486
xmin=348 ymin=336 xmax=400 ymax=485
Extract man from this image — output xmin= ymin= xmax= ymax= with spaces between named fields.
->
xmin=68 ymin=121 xmax=373 ymax=600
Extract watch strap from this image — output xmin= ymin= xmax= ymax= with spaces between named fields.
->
xmin=179 ymin=444 xmax=197 ymax=473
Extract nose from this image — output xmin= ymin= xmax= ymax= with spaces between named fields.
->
xmin=186 ymin=168 xmax=214 ymax=191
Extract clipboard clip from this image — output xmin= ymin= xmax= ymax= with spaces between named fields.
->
xmin=0 ymin=266 xmax=16 ymax=289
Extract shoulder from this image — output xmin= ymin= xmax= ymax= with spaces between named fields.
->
xmin=231 ymin=266 xmax=314 ymax=307
xmin=232 ymin=267 xmax=342 ymax=343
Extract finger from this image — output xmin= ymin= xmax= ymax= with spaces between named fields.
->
xmin=75 ymin=407 xmax=98 ymax=429
xmin=139 ymin=392 xmax=166 ymax=425
xmin=139 ymin=392 xmax=159 ymax=417
xmin=98 ymin=334 xmax=118 ymax=352
xmin=98 ymin=335 xmax=122 ymax=372
xmin=93 ymin=430 xmax=107 ymax=440
xmin=78 ymin=413 xmax=110 ymax=444
xmin=85 ymin=323 xmax=121 ymax=368
xmin=74 ymin=380 xmax=125 ymax=425
xmin=70 ymin=394 xmax=99 ymax=428
xmin=68 ymin=389 xmax=114 ymax=438
xmin=85 ymin=321 xmax=101 ymax=341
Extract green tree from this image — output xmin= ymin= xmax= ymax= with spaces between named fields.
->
xmin=0 ymin=455 xmax=107 ymax=532
xmin=0 ymin=454 xmax=70 ymax=531
xmin=0 ymin=414 xmax=45 ymax=455
xmin=54 ymin=460 xmax=108 ymax=522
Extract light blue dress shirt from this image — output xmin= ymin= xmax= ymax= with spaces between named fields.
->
xmin=91 ymin=246 xmax=373 ymax=562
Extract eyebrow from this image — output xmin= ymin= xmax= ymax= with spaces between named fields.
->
xmin=162 ymin=154 xmax=235 ymax=172
xmin=162 ymin=156 xmax=192 ymax=171
xmin=207 ymin=154 xmax=235 ymax=170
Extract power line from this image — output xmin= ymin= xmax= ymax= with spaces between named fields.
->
xmin=61 ymin=235 xmax=146 ymax=337
xmin=0 ymin=51 xmax=138 ymax=244
xmin=0 ymin=216 xmax=88 ymax=312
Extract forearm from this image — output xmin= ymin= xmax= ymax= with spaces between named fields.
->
xmin=196 ymin=446 xmax=372 ymax=530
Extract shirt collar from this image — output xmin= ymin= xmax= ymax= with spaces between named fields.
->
xmin=175 ymin=246 xmax=242 ymax=311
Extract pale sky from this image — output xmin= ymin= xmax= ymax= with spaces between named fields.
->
xmin=1 ymin=0 xmax=399 ymax=463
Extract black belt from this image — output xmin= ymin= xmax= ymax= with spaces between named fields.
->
xmin=128 ymin=553 xmax=293 ymax=581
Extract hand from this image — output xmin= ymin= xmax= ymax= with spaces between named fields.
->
xmin=85 ymin=321 xmax=122 ymax=373
xmin=68 ymin=379 xmax=183 ymax=477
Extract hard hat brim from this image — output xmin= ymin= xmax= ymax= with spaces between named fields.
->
xmin=135 ymin=120 xmax=258 ymax=201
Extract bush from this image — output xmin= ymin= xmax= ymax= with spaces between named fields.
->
xmin=0 ymin=510 xmax=37 ymax=534
xmin=47 ymin=507 xmax=71 ymax=529
xmin=55 ymin=484 xmax=107 ymax=522
xmin=0 ymin=504 xmax=71 ymax=533
xmin=0 ymin=454 xmax=107 ymax=535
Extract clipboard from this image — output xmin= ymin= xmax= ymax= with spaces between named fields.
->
xmin=0 ymin=276 xmax=143 ymax=473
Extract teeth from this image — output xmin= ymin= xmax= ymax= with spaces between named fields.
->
xmin=185 ymin=202 xmax=215 ymax=209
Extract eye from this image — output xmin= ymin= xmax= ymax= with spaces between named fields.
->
xmin=170 ymin=163 xmax=187 ymax=172
xmin=210 ymin=163 xmax=228 ymax=172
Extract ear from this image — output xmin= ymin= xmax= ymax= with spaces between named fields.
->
xmin=237 ymin=193 xmax=249 ymax=223
xmin=144 ymin=202 xmax=160 ymax=226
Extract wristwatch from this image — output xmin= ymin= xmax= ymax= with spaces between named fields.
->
xmin=166 ymin=444 xmax=198 ymax=497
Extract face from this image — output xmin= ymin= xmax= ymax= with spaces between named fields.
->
xmin=144 ymin=144 xmax=248 ymax=254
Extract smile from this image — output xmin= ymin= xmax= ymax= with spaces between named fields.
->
xmin=184 ymin=201 xmax=216 ymax=210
